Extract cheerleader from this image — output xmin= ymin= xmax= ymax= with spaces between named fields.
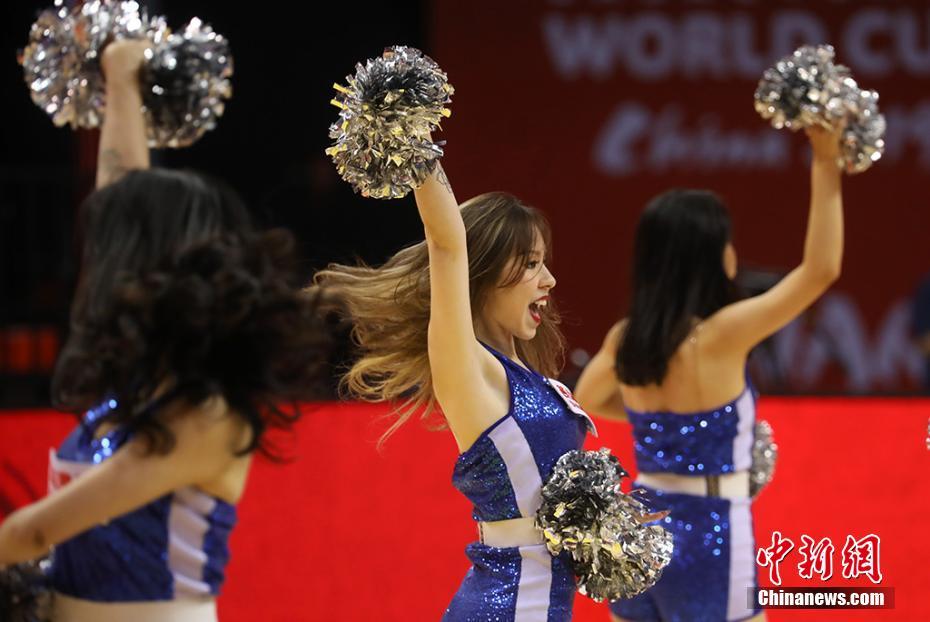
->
xmin=315 ymin=157 xmax=601 ymax=619
xmin=0 ymin=41 xmax=331 ymax=621
xmin=576 ymin=125 xmax=844 ymax=622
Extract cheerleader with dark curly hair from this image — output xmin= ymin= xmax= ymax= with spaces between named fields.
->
xmin=0 ymin=41 xmax=332 ymax=622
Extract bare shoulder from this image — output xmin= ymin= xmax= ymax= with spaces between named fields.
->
xmin=697 ymin=306 xmax=751 ymax=359
xmin=158 ymin=394 xmax=252 ymax=457
xmin=604 ymin=318 xmax=628 ymax=351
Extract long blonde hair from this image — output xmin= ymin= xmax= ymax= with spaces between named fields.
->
xmin=312 ymin=192 xmax=565 ymax=443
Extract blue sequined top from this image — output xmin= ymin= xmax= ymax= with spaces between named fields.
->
xmin=48 ymin=398 xmax=237 ymax=602
xmin=452 ymin=344 xmax=597 ymax=522
xmin=626 ymin=379 xmax=757 ymax=476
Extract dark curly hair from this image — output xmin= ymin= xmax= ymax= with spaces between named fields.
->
xmin=52 ymin=169 xmax=334 ymax=457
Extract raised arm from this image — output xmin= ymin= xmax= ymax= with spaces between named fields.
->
xmin=416 ymin=166 xmax=501 ymax=449
xmin=708 ymin=126 xmax=844 ymax=353
xmin=575 ymin=321 xmax=627 ymax=421
xmin=96 ymin=40 xmax=151 ymax=189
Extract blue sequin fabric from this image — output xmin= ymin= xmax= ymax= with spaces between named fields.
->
xmin=48 ymin=397 xmax=237 ymax=602
xmin=626 ymin=382 xmax=757 ymax=476
xmin=613 ymin=377 xmax=762 ymax=621
xmin=609 ymin=485 xmax=762 ymax=622
xmin=444 ymin=344 xmax=595 ymax=621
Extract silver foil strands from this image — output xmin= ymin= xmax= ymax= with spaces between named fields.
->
xmin=19 ymin=1 xmax=232 ymax=148
xmin=755 ymin=44 xmax=847 ymax=131
xmin=20 ymin=0 xmax=152 ymax=129
xmin=0 ymin=557 xmax=51 ymax=622
xmin=754 ymin=44 xmax=885 ymax=174
xmin=840 ymin=87 xmax=886 ymax=175
xmin=750 ymin=420 xmax=778 ymax=498
xmin=536 ymin=448 xmax=674 ymax=603
xmin=326 ymin=46 xmax=454 ymax=199
xmin=141 ymin=18 xmax=233 ymax=148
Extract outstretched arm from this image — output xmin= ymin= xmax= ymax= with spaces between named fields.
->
xmin=709 ymin=126 xmax=844 ymax=353
xmin=0 ymin=398 xmax=245 ymax=566
xmin=575 ymin=321 xmax=627 ymax=421
xmin=96 ymin=40 xmax=150 ymax=189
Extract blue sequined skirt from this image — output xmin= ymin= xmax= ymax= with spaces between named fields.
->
xmin=609 ymin=485 xmax=761 ymax=622
xmin=443 ymin=542 xmax=575 ymax=622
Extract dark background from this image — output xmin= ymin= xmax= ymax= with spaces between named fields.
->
xmin=3 ymin=1 xmax=929 ymax=407
xmin=1 ymin=1 xmax=430 ymax=406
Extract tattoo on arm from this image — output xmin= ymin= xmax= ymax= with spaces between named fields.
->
xmin=435 ymin=165 xmax=454 ymax=195
xmin=99 ymin=148 xmax=128 ymax=186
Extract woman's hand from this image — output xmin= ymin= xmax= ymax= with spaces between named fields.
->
xmin=101 ymin=39 xmax=149 ymax=88
xmin=806 ymin=122 xmax=845 ymax=165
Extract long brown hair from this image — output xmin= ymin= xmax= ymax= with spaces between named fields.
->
xmin=312 ymin=192 xmax=565 ymax=443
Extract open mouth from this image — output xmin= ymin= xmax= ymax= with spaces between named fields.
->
xmin=528 ymin=297 xmax=548 ymax=324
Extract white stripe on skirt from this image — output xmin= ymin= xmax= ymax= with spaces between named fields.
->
xmin=486 ymin=418 xmax=553 ymax=618
xmin=726 ymin=497 xmax=756 ymax=620
xmin=514 ymin=545 xmax=553 ymax=622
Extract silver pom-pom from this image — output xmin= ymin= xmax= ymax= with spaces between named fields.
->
xmin=19 ymin=1 xmax=233 ymax=148
xmin=750 ymin=420 xmax=778 ymax=498
xmin=754 ymin=44 xmax=885 ymax=174
xmin=0 ymin=557 xmax=52 ymax=622
xmin=535 ymin=448 xmax=673 ymax=603
xmin=19 ymin=0 xmax=151 ymax=129
xmin=754 ymin=44 xmax=848 ymax=131
xmin=326 ymin=46 xmax=454 ymax=199
xmin=141 ymin=17 xmax=233 ymax=148
xmin=840 ymin=88 xmax=886 ymax=175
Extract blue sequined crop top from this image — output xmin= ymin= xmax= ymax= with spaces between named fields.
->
xmin=48 ymin=398 xmax=237 ymax=602
xmin=452 ymin=344 xmax=597 ymax=523
xmin=626 ymin=380 xmax=757 ymax=476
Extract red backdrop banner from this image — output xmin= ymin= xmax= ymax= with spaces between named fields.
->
xmin=430 ymin=0 xmax=930 ymax=393
xmin=1 ymin=399 xmax=928 ymax=620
